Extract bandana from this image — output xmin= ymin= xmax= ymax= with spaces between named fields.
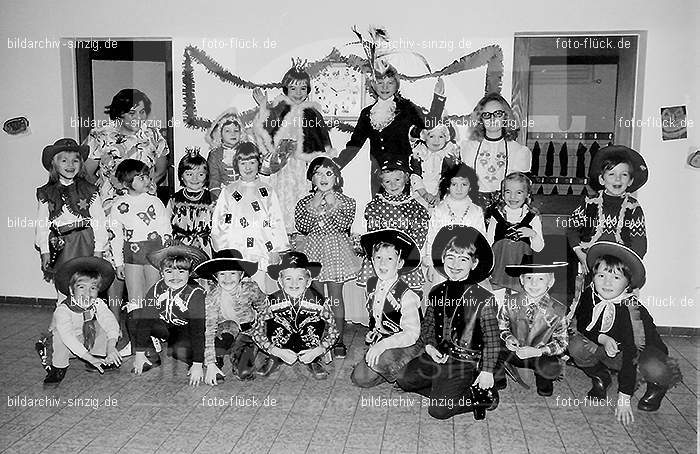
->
xmin=585 ymin=284 xmax=633 ymax=333
xmin=64 ymin=297 xmax=97 ymax=350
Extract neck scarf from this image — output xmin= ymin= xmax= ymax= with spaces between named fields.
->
xmin=586 ymin=284 xmax=633 ymax=333
xmin=65 ymin=297 xmax=97 ymax=350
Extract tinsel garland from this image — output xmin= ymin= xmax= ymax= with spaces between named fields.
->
xmin=181 ymin=44 xmax=504 ymax=133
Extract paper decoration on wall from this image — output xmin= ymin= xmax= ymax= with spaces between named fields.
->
xmin=181 ymin=43 xmax=504 ymax=133
xmin=3 ymin=117 xmax=29 ymax=135
xmin=661 ymin=105 xmax=688 ymax=141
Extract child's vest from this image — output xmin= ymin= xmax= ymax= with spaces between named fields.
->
xmin=366 ymin=276 xmax=411 ymax=338
xmin=265 ymin=289 xmax=327 ymax=351
xmin=36 ymin=179 xmax=98 ymax=221
xmin=152 ymin=281 xmax=202 ymax=325
xmin=501 ymin=290 xmax=567 ymax=349
xmin=491 ymin=208 xmax=535 ymax=245
xmin=428 ymin=280 xmax=491 ymax=361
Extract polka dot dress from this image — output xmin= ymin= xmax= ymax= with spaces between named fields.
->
xmin=358 ymin=192 xmax=429 ymax=290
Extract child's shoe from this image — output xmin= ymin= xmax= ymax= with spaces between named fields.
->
xmin=43 ymin=366 xmax=67 ymax=386
xmin=118 ymin=342 xmax=133 ymax=358
xmin=637 ymin=383 xmax=668 ymax=412
xmin=333 ymin=342 xmax=347 ymax=359
xmin=256 ymin=356 xmax=281 ymax=377
xmin=307 ymin=360 xmax=328 ymax=380
xmin=151 ymin=337 xmax=162 ymax=353
xmin=535 ymin=375 xmax=554 ymax=397
xmin=582 ymin=365 xmax=611 ymax=400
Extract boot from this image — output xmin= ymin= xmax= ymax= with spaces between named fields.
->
xmin=581 ymin=365 xmax=611 ymax=400
xmin=256 ymin=356 xmax=281 ymax=377
xmin=637 ymin=382 xmax=668 ymax=412
xmin=535 ymin=374 xmax=554 ymax=397
xmin=44 ymin=366 xmax=67 ymax=386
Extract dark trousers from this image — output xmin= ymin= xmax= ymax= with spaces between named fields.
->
xmin=129 ymin=317 xmax=195 ymax=365
xmin=494 ymin=350 xmax=562 ymax=388
xmin=396 ymin=352 xmax=479 ymax=420
xmin=215 ymin=332 xmax=257 ymax=376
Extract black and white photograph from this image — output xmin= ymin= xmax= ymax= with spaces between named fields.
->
xmin=0 ymin=1 xmax=698 ymax=453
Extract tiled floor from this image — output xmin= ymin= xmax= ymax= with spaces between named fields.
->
xmin=0 ymin=305 xmax=696 ymax=454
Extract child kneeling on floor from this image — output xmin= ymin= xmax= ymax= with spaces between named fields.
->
xmin=569 ymin=241 xmax=682 ymax=425
xmin=252 ymin=251 xmax=338 ymax=380
xmin=351 ymin=229 xmax=423 ymax=388
xmin=194 ymin=249 xmax=266 ymax=384
xmin=396 ymin=226 xmax=499 ymax=419
xmin=39 ymin=257 xmax=122 ymax=385
xmin=129 ymin=245 xmax=209 ymax=386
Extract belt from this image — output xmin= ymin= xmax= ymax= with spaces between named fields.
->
xmin=55 ymin=220 xmax=92 ymax=235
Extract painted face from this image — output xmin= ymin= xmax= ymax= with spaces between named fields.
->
xmin=379 ymin=170 xmax=408 ymax=196
xmin=503 ymin=179 xmax=529 ymax=209
xmin=54 ymin=151 xmax=81 ymax=181
xmin=70 ymin=276 xmax=100 ymax=309
xmin=449 ymin=176 xmax=471 ymax=201
xmin=480 ymin=100 xmax=506 ymax=136
xmin=238 ymin=157 xmax=259 ymax=182
xmin=221 ymin=123 xmax=241 ymax=148
xmin=279 ymin=268 xmax=311 ymax=298
xmin=216 ymin=270 xmax=243 ymax=292
xmin=120 ymin=100 xmax=147 ymax=133
xmin=599 ymin=162 xmax=634 ymax=196
xmin=372 ymin=246 xmax=404 ymax=281
xmin=287 ymin=79 xmax=309 ymax=105
xmin=520 ymin=273 xmax=554 ymax=299
xmin=182 ymin=165 xmax=206 ymax=192
xmin=130 ymin=172 xmax=151 ymax=194
xmin=593 ymin=263 xmax=630 ymax=300
xmin=162 ymin=266 xmax=190 ymax=290
xmin=442 ymin=249 xmax=478 ymax=281
xmin=373 ymin=76 xmax=398 ymax=100
xmin=426 ymin=129 xmax=449 ymax=152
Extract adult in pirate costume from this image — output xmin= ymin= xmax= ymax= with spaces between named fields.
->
xmin=569 ymin=242 xmax=682 ymax=424
xmin=350 ymin=229 xmax=423 ymax=388
xmin=494 ymin=260 xmax=569 ymax=397
xmin=397 ymin=225 xmax=499 ymax=420
xmin=252 ymin=251 xmax=338 ymax=380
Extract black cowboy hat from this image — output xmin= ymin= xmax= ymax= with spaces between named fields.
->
xmin=360 ymin=228 xmax=421 ymax=274
xmin=505 ymin=260 xmax=568 ymax=277
xmin=586 ymin=241 xmax=646 ymax=289
xmin=54 ymin=256 xmax=115 ymax=296
xmin=42 ymin=138 xmax=89 ymax=171
xmin=588 ymin=145 xmax=648 ymax=193
xmin=194 ymin=249 xmax=258 ymax=280
xmin=267 ymin=251 xmax=322 ymax=280
xmin=431 ymin=225 xmax=493 ymax=282
xmin=147 ymin=244 xmax=209 ymax=271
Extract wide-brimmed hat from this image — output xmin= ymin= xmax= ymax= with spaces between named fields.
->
xmin=375 ymin=157 xmax=411 ymax=174
xmin=147 ymin=244 xmax=209 ymax=271
xmin=267 ymin=251 xmax=322 ymax=280
xmin=505 ymin=260 xmax=568 ymax=277
xmin=588 ymin=145 xmax=648 ymax=193
xmin=586 ymin=241 xmax=646 ymax=289
xmin=431 ymin=225 xmax=493 ymax=282
xmin=194 ymin=249 xmax=258 ymax=280
xmin=42 ymin=138 xmax=89 ymax=171
xmin=55 ymin=256 xmax=115 ymax=296
xmin=306 ymin=156 xmax=341 ymax=181
xmin=360 ymin=228 xmax=421 ymax=274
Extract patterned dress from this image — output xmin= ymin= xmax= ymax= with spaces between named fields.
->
xmin=84 ymin=124 xmax=169 ymax=265
xmin=358 ymin=193 xmax=429 ymax=291
xmin=294 ymin=191 xmax=362 ymax=283
xmin=168 ymin=189 xmax=214 ymax=255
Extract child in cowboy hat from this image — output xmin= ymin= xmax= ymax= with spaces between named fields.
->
xmin=568 ymin=145 xmax=648 ymax=287
xmin=194 ymin=249 xmax=266 ymax=384
xmin=252 ymin=251 xmax=338 ymax=380
xmin=129 ymin=244 xmax=209 ymax=386
xmin=351 ymin=229 xmax=423 ymax=388
xmin=397 ymin=225 xmax=499 ymax=419
xmin=39 ymin=256 xmax=121 ymax=386
xmin=494 ymin=260 xmax=569 ymax=397
xmin=569 ymin=241 xmax=682 ymax=425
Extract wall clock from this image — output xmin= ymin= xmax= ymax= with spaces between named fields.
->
xmin=312 ymin=63 xmax=365 ymax=121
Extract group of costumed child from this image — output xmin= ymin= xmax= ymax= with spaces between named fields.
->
xmin=33 ymin=29 xmax=682 ymax=424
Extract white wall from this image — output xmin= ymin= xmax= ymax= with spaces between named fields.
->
xmin=1 ymin=0 xmax=698 ymax=328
